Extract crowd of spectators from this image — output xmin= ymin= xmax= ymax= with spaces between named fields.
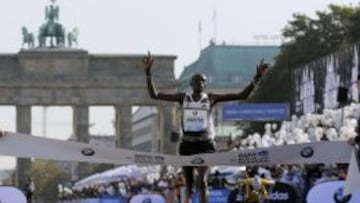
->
xmin=59 ymin=173 xmax=185 ymax=203
xmin=59 ymin=103 xmax=359 ymax=202
xmin=58 ymin=162 xmax=350 ymax=203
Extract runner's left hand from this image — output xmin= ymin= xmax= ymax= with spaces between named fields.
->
xmin=254 ymin=58 xmax=270 ymax=83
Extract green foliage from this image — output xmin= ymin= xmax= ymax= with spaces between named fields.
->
xmin=2 ymin=170 xmax=15 ymax=185
xmin=90 ymin=163 xmax=113 ymax=174
xmin=251 ymin=3 xmax=360 ymax=104
xmin=32 ymin=160 xmax=71 ymax=202
xmin=244 ymin=4 xmax=360 ymax=134
xmin=249 ymin=63 xmax=291 ymax=102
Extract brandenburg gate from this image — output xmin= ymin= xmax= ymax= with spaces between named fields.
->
xmin=2 ymin=0 xmax=178 ymax=187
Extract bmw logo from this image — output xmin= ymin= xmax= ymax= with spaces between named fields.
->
xmin=300 ymin=146 xmax=314 ymax=158
xmin=81 ymin=147 xmax=95 ymax=156
xmin=191 ymin=157 xmax=205 ymax=164
xmin=333 ymin=187 xmax=352 ymax=203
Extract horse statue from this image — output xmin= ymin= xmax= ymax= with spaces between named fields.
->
xmin=67 ymin=27 xmax=79 ymax=47
xmin=21 ymin=26 xmax=35 ymax=48
xmin=38 ymin=1 xmax=65 ymax=47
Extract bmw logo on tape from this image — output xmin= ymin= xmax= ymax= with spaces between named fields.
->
xmin=191 ymin=157 xmax=205 ymax=164
xmin=300 ymin=146 xmax=314 ymax=158
xmin=81 ymin=147 xmax=95 ymax=156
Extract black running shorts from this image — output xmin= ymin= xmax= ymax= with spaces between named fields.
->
xmin=179 ymin=140 xmax=216 ymax=155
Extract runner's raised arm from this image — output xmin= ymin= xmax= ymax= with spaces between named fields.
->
xmin=143 ymin=51 xmax=184 ymax=103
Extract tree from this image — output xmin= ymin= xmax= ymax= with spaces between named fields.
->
xmin=246 ymin=4 xmax=360 ymax=134
xmin=251 ymin=3 xmax=360 ymax=103
xmin=31 ymin=160 xmax=71 ymax=202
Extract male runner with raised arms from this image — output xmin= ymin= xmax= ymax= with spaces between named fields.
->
xmin=143 ymin=51 xmax=268 ymax=203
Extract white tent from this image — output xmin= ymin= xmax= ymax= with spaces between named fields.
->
xmin=73 ymin=173 xmax=104 ymax=189
xmin=73 ymin=165 xmax=162 ymax=189
xmin=101 ymin=166 xmax=131 ymax=182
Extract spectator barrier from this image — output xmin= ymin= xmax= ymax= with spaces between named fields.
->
xmin=307 ymin=180 xmax=360 ymax=203
xmin=0 ymin=186 xmax=27 ymax=203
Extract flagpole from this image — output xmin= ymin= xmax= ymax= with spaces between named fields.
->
xmin=199 ymin=20 xmax=202 ymax=52
xmin=213 ymin=8 xmax=217 ymax=44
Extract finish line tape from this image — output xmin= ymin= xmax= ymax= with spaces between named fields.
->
xmin=0 ymin=132 xmax=354 ymax=166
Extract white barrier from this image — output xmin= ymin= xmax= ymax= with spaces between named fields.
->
xmin=0 ymin=186 xmax=27 ymax=203
xmin=0 ymin=132 xmax=354 ymax=166
xmin=307 ymin=181 xmax=360 ymax=203
xmin=345 ymin=150 xmax=360 ymax=195
xmin=0 ymin=131 xmax=359 ymax=198
xmin=129 ymin=194 xmax=165 ymax=203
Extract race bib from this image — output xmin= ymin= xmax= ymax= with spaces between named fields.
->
xmin=183 ymin=109 xmax=208 ymax=132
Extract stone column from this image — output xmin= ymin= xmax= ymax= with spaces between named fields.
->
xmin=72 ymin=105 xmax=89 ymax=179
xmin=115 ymin=104 xmax=132 ymax=149
xmin=156 ymin=107 xmax=164 ymax=153
xmin=73 ymin=105 xmax=89 ymax=143
xmin=15 ymin=105 xmax=32 ymax=188
xmin=159 ymin=106 xmax=177 ymax=154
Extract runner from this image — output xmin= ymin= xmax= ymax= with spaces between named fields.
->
xmin=143 ymin=51 xmax=269 ymax=203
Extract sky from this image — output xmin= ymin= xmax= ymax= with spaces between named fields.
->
xmin=0 ymin=0 xmax=359 ymax=170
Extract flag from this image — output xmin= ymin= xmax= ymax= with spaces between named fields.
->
xmin=344 ymin=149 xmax=360 ymax=195
xmin=198 ymin=20 xmax=202 ymax=33
xmin=212 ymin=8 xmax=217 ymax=43
xmin=213 ymin=8 xmax=217 ymax=21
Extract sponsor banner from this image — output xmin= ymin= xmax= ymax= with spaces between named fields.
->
xmin=191 ymin=141 xmax=352 ymax=166
xmin=307 ymin=181 xmax=360 ymax=203
xmin=227 ymin=188 xmax=246 ymax=203
xmin=0 ymin=132 xmax=178 ymax=165
xmin=61 ymin=197 xmax=127 ymax=203
xmin=82 ymin=199 xmax=98 ymax=203
xmin=222 ymin=103 xmax=289 ymax=121
xmin=0 ymin=186 xmax=27 ymax=203
xmin=268 ymin=182 xmax=302 ymax=203
xmin=192 ymin=189 xmax=230 ymax=203
xmin=129 ymin=194 xmax=166 ymax=203
xmin=0 ymin=132 xmax=353 ymax=167
xmin=133 ymin=154 xmax=165 ymax=165
xmin=226 ymin=182 xmax=302 ymax=203
xmin=101 ymin=197 xmax=128 ymax=203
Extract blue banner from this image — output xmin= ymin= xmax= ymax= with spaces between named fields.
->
xmin=192 ymin=189 xmax=230 ymax=203
xmin=222 ymin=103 xmax=289 ymax=121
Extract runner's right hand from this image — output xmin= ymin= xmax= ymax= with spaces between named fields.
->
xmin=143 ymin=51 xmax=154 ymax=75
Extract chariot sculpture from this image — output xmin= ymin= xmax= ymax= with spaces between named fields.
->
xmin=21 ymin=0 xmax=78 ymax=49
